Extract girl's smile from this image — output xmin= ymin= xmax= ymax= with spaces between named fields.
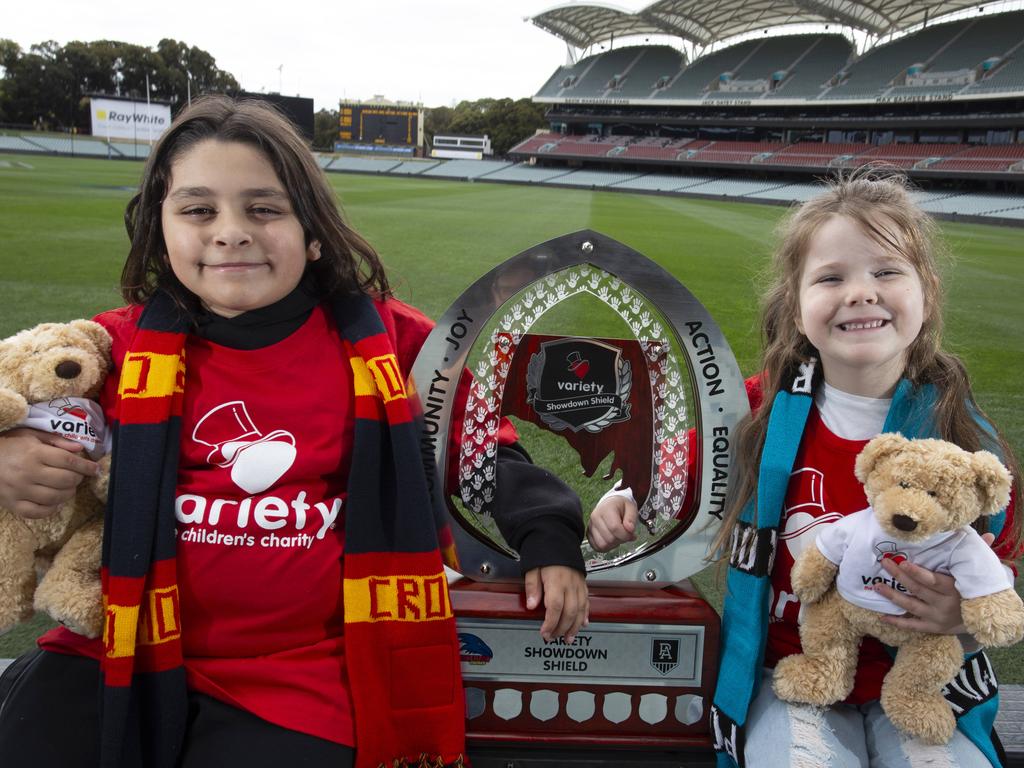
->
xmin=797 ymin=214 xmax=925 ymax=398
xmin=161 ymin=139 xmax=320 ymax=318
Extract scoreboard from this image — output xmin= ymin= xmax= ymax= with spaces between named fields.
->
xmin=337 ymin=102 xmax=423 ymax=153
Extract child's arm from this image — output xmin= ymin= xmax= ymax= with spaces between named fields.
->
xmin=0 ymin=428 xmax=98 ymax=518
xmin=493 ymin=444 xmax=589 ymax=643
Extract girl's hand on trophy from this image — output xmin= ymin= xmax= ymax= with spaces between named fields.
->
xmin=587 ymin=494 xmax=638 ymax=552
xmin=525 ymin=565 xmax=590 ymax=643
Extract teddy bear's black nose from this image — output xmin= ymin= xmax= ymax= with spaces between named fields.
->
xmin=892 ymin=514 xmax=917 ymax=532
xmin=55 ymin=361 xmax=81 ymax=379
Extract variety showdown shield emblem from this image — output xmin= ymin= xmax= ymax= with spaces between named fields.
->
xmin=526 ymin=338 xmax=631 ymax=433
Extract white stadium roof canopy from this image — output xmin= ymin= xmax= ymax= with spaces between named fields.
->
xmin=529 ymin=1 xmax=999 ymax=50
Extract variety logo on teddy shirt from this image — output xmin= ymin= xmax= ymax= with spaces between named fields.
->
xmin=174 ymin=400 xmax=342 ymax=549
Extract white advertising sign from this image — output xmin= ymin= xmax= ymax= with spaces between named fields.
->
xmin=90 ymin=98 xmax=171 ymax=142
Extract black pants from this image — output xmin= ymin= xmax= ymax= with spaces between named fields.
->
xmin=0 ymin=650 xmax=355 ymax=767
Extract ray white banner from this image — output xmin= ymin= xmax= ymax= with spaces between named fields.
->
xmin=90 ymin=98 xmax=171 ymax=142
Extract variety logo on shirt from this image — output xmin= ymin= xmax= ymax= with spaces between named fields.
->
xmin=192 ymin=401 xmax=297 ymax=494
xmin=780 ymin=468 xmax=844 ymax=561
xmin=175 ymin=400 xmax=343 ymax=550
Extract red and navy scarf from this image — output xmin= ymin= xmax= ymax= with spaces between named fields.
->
xmin=100 ymin=290 xmax=465 ymax=768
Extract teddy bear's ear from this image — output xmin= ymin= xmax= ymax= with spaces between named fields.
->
xmin=855 ymin=433 xmax=908 ymax=483
xmin=69 ymin=320 xmax=112 ymax=358
xmin=970 ymin=450 xmax=1012 ymax=516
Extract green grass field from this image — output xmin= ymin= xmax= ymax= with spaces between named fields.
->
xmin=1 ymin=153 xmax=1023 ymax=679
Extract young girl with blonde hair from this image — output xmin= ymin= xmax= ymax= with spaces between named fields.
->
xmin=589 ymin=172 xmax=1021 ymax=767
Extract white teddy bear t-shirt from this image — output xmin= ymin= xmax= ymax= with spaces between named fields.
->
xmin=815 ymin=508 xmax=1012 ymax=615
xmin=17 ymin=397 xmax=111 ymax=460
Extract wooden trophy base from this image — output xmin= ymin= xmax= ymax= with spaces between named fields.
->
xmin=451 ymin=578 xmax=719 ymax=754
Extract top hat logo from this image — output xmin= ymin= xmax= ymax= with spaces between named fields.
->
xmin=874 ymin=541 xmax=908 ymax=565
xmin=50 ymin=397 xmax=89 ymax=422
xmin=566 ymin=351 xmax=590 ymax=379
xmin=192 ymin=401 xmax=296 ymax=494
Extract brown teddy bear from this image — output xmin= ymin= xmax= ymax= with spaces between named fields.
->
xmin=0 ymin=320 xmax=112 ymax=638
xmin=773 ymin=433 xmax=1024 ymax=744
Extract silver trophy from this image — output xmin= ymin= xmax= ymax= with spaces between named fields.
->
xmin=411 ymin=230 xmax=748 ymax=754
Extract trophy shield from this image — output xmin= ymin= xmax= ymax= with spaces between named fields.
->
xmin=410 ymin=231 xmax=748 ymax=760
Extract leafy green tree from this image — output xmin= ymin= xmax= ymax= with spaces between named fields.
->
xmin=427 ymin=97 xmax=547 ymax=156
xmin=313 ymin=108 xmax=340 ymax=150
xmin=0 ymin=38 xmax=240 ymax=130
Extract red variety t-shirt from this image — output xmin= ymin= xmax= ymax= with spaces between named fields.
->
xmin=41 ymin=299 xmax=438 ymax=746
xmin=764 ymin=406 xmax=894 ymax=703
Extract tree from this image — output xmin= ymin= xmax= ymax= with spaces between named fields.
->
xmin=0 ymin=38 xmax=240 ymax=130
xmin=425 ymin=97 xmax=547 ymax=156
xmin=313 ymin=108 xmax=340 ymax=150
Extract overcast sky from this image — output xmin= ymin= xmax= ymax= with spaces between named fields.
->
xmin=5 ymin=0 xmax=658 ymax=110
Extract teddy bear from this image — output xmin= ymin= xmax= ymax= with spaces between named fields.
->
xmin=772 ymin=433 xmax=1024 ymax=744
xmin=0 ymin=320 xmax=113 ymax=638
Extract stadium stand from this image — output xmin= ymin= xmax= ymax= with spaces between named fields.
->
xmin=481 ymin=164 xmax=577 ymax=183
xmin=610 ymin=172 xmax=720 ymax=192
xmin=842 ymin=143 xmax=967 ymax=169
xmin=388 ymin=160 xmax=442 ymax=175
xmin=544 ymin=168 xmax=646 ymax=187
xmin=659 ymin=38 xmax=764 ymax=100
xmin=772 ymin=36 xmax=855 ymax=98
xmin=822 ymin=22 xmax=969 ymax=100
xmin=689 ymin=141 xmax=786 ymax=164
xmin=327 ymin=156 xmax=402 ymax=173
xmin=109 ymin=141 xmax=150 ymax=159
xmin=616 ymin=46 xmax=687 ymax=98
xmin=420 ymin=159 xmax=511 ymax=179
xmin=929 ymin=144 xmax=1024 ymax=173
xmin=0 ymin=135 xmax=43 ymax=153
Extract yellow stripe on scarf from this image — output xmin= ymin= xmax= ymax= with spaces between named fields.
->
xmin=117 ymin=351 xmax=185 ymax=399
xmin=350 ymin=354 xmax=407 ymax=403
xmin=344 ymin=574 xmax=453 ymax=623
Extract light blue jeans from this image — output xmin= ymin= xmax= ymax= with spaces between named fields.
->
xmin=746 ymin=669 xmax=991 ymax=768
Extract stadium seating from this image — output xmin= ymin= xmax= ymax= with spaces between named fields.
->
xmin=110 ymin=142 xmax=150 ymax=159
xmin=483 ymin=164 xmax=576 ymax=183
xmin=384 ymin=160 xmax=440 ymax=175
xmin=21 ymin=135 xmax=118 ymax=156
xmin=510 ymin=132 xmax=563 ymax=154
xmin=702 ymin=36 xmax=829 ymax=100
xmin=543 ymin=169 xmax=646 ymax=187
xmin=841 ymin=143 xmax=967 ymax=169
xmin=822 ymin=22 xmax=971 ymax=100
xmin=611 ymin=173 xmax=720 ymax=192
xmin=927 ymin=14 xmax=1024 ymax=74
xmin=612 ymin=46 xmax=686 ymax=98
xmin=688 ymin=141 xmax=786 ymax=164
xmin=0 ymin=135 xmax=43 ymax=153
xmin=421 ymin=159 xmax=511 ymax=179
xmin=928 ymin=144 xmax=1024 ymax=173
xmin=766 ymin=142 xmax=869 ymax=166
xmin=556 ymin=47 xmax=652 ymax=99
xmin=328 ymin=156 xmax=403 ymax=173
xmin=772 ymin=36 xmax=854 ymax=99
xmin=659 ymin=38 xmax=764 ymax=99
